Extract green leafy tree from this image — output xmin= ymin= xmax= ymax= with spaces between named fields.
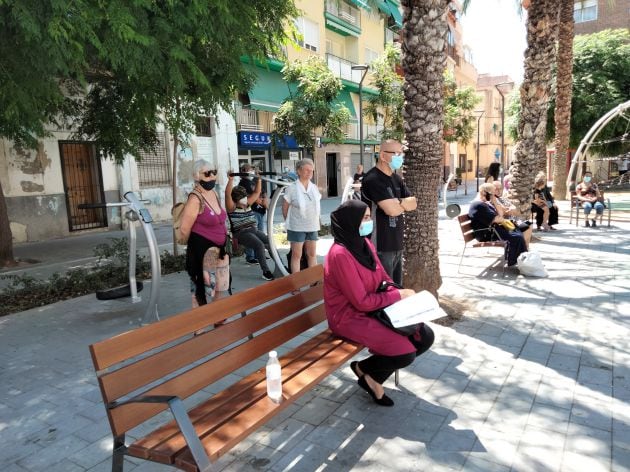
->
xmin=274 ymin=56 xmax=351 ymax=152
xmin=365 ymin=43 xmax=404 ymax=141
xmin=0 ymin=0 xmax=297 ymax=266
xmin=547 ymin=29 xmax=630 ymax=150
xmin=443 ymin=70 xmax=481 ymax=146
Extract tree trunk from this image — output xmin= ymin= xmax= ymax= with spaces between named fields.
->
xmin=509 ymin=0 xmax=559 ymax=215
xmin=0 ymin=178 xmax=16 ymax=267
xmin=552 ymin=0 xmax=574 ymax=200
xmin=400 ymin=0 xmax=448 ymax=297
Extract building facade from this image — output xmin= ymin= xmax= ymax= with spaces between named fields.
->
xmin=235 ymin=0 xmax=403 ymax=197
xmin=475 ymin=74 xmax=516 ymax=178
xmin=573 ymin=0 xmax=629 ymax=36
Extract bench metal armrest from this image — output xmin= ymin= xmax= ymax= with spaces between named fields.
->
xmin=109 ymin=395 xmax=212 ymax=472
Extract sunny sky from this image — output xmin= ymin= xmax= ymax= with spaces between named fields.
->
xmin=459 ymin=0 xmax=528 ymax=84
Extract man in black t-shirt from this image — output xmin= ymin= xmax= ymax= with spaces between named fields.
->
xmin=239 ymin=164 xmax=258 ymax=264
xmin=361 ymin=139 xmax=417 ymax=285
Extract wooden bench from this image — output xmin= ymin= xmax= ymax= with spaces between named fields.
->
xmin=89 ymin=265 xmax=363 ymax=472
xmin=457 ymin=214 xmax=507 ymax=271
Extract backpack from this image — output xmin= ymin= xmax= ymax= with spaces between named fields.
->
xmin=172 ymin=190 xmax=203 ymax=245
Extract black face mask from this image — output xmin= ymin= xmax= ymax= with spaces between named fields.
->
xmin=199 ymin=180 xmax=216 ymax=191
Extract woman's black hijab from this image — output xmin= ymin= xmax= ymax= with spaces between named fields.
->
xmin=330 ymin=200 xmax=375 ymax=270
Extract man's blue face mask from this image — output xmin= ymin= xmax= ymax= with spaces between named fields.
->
xmin=389 ymin=153 xmax=404 ymax=170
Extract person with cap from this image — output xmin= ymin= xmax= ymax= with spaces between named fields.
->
xmin=324 ymin=200 xmax=435 ymax=407
xmin=226 ymin=172 xmax=274 ymax=281
xmin=361 ymin=139 xmax=416 ymax=285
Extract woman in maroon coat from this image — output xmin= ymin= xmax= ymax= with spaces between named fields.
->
xmin=324 ymin=200 xmax=435 ymax=406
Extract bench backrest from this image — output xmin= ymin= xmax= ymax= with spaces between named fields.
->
xmin=457 ymin=214 xmax=476 ymax=244
xmin=90 ymin=264 xmax=325 ymax=438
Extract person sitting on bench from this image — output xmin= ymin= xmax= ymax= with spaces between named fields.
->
xmin=469 ymin=183 xmax=528 ymax=267
xmin=324 ymin=200 xmax=435 ymax=407
xmin=575 ymin=171 xmax=605 ymax=228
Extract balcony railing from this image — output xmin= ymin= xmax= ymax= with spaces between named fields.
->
xmin=326 ymin=53 xmax=364 ymax=83
xmin=346 ymin=123 xmax=385 ymax=141
xmin=235 ymin=106 xmax=262 ymax=132
xmin=325 ymin=1 xmax=361 ymax=28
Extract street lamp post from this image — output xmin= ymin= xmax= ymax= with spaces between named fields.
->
xmin=494 ymin=81 xmax=514 ymax=182
xmin=351 ymin=64 xmax=369 ymax=167
xmin=475 ymin=109 xmax=485 ymax=192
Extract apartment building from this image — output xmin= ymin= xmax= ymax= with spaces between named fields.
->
xmin=235 ymin=0 xmax=402 ymax=197
xmin=475 ymin=74 xmax=516 ymax=178
xmin=573 ymin=0 xmax=629 ymax=35
xmin=444 ymin=0 xmax=480 ymax=184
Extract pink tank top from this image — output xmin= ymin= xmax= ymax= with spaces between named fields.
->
xmin=191 ymin=204 xmax=227 ymax=246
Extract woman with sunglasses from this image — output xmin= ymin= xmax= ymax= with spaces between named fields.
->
xmin=180 ymin=160 xmax=230 ymax=307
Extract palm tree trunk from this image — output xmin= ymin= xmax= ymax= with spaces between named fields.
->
xmin=509 ymin=0 xmax=559 ymax=215
xmin=400 ymin=0 xmax=448 ymax=297
xmin=0 ymin=178 xmax=16 ymax=267
xmin=552 ymin=0 xmax=574 ymax=200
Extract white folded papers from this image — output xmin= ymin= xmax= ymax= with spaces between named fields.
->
xmin=384 ymin=290 xmax=447 ymax=327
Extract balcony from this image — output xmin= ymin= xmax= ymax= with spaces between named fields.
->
xmin=325 ymin=1 xmax=361 ymax=36
xmin=346 ymin=122 xmax=384 ymax=141
xmin=326 ymin=53 xmax=365 ymax=83
xmin=235 ymin=106 xmax=262 ymax=132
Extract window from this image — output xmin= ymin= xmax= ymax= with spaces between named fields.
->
xmin=574 ymin=0 xmax=597 ymax=23
xmin=295 ymin=17 xmax=319 ymax=52
xmin=364 ymin=47 xmax=379 ymax=65
xmin=195 ymin=116 xmax=214 ymax=137
xmin=326 ymin=38 xmax=344 ymax=57
xmin=136 ymin=132 xmax=171 ymax=187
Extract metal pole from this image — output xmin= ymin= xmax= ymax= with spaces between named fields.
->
xmin=358 ymin=85 xmax=364 ymax=167
xmin=475 ymin=110 xmax=484 ymax=192
xmin=500 ymin=94 xmax=505 ymax=181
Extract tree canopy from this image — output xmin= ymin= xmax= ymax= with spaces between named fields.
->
xmin=551 ymin=28 xmax=630 ymax=152
xmin=443 ymin=70 xmax=480 ymax=145
xmin=0 ymin=0 xmax=298 ymax=161
xmin=507 ymin=29 xmax=630 ymax=153
xmin=274 ymin=56 xmax=351 ymax=149
xmin=365 ymin=43 xmax=404 ymax=141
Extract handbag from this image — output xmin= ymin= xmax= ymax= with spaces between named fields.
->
xmin=500 ymin=219 xmax=516 ymax=231
xmin=367 ymin=281 xmax=422 ymax=337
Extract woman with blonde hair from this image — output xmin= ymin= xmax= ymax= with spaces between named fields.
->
xmin=179 ymin=160 xmax=230 ymax=307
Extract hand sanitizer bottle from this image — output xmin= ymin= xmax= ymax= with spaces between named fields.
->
xmin=266 ymin=351 xmax=282 ymax=403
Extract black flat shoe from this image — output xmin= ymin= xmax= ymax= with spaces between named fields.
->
xmin=357 ymin=376 xmax=394 ymax=407
xmin=350 ymin=361 xmax=361 ymax=379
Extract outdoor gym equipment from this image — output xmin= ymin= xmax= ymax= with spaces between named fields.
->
xmin=78 ymin=191 xmax=160 ymax=325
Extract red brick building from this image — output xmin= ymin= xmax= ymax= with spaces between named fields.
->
xmin=573 ymin=0 xmax=630 ymax=35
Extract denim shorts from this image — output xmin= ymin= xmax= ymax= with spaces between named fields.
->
xmin=287 ymin=230 xmax=319 ymax=243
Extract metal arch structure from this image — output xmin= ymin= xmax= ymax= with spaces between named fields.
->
xmin=340 ymin=176 xmax=362 ymax=203
xmin=264 ymin=176 xmax=294 ymax=277
xmin=566 ymin=100 xmax=630 ymax=189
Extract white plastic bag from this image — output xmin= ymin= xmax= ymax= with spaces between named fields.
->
xmin=517 ymin=252 xmax=548 ymax=277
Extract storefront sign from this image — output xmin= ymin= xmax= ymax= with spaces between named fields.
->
xmin=239 ymin=131 xmax=271 ymax=147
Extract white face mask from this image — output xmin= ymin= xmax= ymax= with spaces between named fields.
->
xmin=239 ymin=197 xmax=248 ymax=206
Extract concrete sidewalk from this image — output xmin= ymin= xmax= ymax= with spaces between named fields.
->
xmin=1 ymin=198 xmax=630 ymax=471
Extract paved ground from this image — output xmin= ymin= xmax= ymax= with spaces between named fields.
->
xmin=1 ymin=191 xmax=630 ymax=471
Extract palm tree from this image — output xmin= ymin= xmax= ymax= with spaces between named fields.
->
xmin=399 ymin=0 xmax=449 ymax=296
xmin=551 ymin=0 xmax=574 ymax=200
xmin=508 ymin=0 xmax=559 ymax=215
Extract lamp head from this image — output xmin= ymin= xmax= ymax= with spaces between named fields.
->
xmin=351 ymin=64 xmax=369 ymax=71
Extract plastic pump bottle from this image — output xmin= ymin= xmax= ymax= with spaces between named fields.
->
xmin=266 ymin=351 xmax=282 ymax=403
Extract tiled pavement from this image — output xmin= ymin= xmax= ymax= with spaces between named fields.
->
xmin=1 ymin=196 xmax=630 ymax=471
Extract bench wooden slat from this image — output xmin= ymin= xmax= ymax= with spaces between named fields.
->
xmin=128 ymin=331 xmax=354 ymax=463
xmin=173 ymin=340 xmax=362 ymax=469
xmin=107 ymin=304 xmax=327 ymax=436
xmin=90 ymin=265 xmax=323 ymax=371
xmin=99 ymin=285 xmax=324 ymax=402
xmin=126 ymin=330 xmax=337 ymax=460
